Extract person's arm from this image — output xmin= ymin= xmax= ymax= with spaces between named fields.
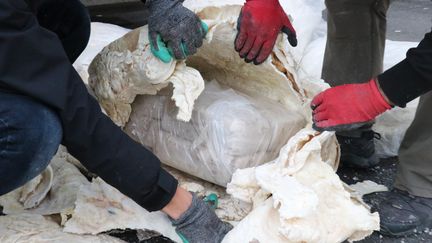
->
xmin=0 ymin=0 xmax=176 ymax=212
xmin=377 ymin=30 xmax=432 ymax=107
xmin=311 ymin=29 xmax=432 ymax=131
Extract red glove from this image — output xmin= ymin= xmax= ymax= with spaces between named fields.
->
xmin=311 ymin=79 xmax=392 ymax=131
xmin=235 ymin=0 xmax=297 ymax=65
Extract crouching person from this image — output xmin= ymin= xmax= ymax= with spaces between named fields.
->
xmin=0 ymin=0 xmax=231 ymax=242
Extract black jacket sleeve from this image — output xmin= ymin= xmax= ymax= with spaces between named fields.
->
xmin=0 ymin=0 xmax=177 ymax=212
xmin=378 ymin=29 xmax=432 ymax=107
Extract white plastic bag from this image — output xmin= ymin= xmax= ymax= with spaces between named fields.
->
xmin=125 ymin=82 xmax=305 ymax=186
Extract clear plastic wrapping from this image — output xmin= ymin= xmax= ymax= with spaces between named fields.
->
xmin=125 ymin=81 xmax=306 ymax=186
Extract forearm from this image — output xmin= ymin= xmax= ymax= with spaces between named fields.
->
xmin=162 ymin=187 xmax=193 ymax=220
xmin=60 ymin=80 xmax=178 ymax=212
xmin=377 ymin=30 xmax=432 ymax=107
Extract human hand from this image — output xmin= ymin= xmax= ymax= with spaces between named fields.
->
xmin=311 ymin=79 xmax=392 ymax=131
xmin=147 ymin=0 xmax=207 ymax=60
xmin=235 ymin=0 xmax=297 ymax=65
xmin=171 ymin=193 xmax=232 ymax=243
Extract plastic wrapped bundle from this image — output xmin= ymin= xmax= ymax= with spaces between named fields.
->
xmin=125 ymin=82 xmax=305 ymax=186
xmin=88 ymin=0 xmax=332 ymax=185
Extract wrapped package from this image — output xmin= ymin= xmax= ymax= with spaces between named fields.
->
xmin=125 ymin=81 xmax=305 ymax=186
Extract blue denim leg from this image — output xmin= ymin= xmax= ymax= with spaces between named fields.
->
xmin=0 ymin=91 xmax=62 ymax=196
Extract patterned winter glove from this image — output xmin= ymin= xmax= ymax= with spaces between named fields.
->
xmin=311 ymin=79 xmax=392 ymax=132
xmin=235 ymin=0 xmax=297 ymax=65
xmin=146 ymin=0 xmax=206 ymax=60
xmin=171 ymin=194 xmax=233 ymax=243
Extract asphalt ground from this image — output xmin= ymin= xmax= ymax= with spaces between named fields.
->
xmin=387 ymin=0 xmax=432 ymax=42
xmin=86 ymin=1 xmax=432 ymax=242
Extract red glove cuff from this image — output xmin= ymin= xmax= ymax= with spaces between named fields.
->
xmin=368 ymin=79 xmax=392 ymax=111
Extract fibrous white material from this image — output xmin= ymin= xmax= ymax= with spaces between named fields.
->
xmin=18 ymin=165 xmax=53 ymax=210
xmin=0 ymin=150 xmax=89 ymax=218
xmin=62 ymin=166 xmax=251 ymax=239
xmin=349 ymin=180 xmax=388 ymax=199
xmin=0 ymin=148 xmax=249 ymax=242
xmin=74 ymin=22 xmax=130 ymax=85
xmin=0 ymin=214 xmax=124 ymax=243
xmin=0 ymin=149 xmax=182 ymax=242
xmin=224 ymin=129 xmax=380 ymax=243
xmin=88 ymin=25 xmax=204 ymax=126
xmin=63 ymin=177 xmax=181 ymax=242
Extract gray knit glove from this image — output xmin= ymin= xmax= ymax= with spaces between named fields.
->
xmin=171 ymin=194 xmax=233 ymax=243
xmin=146 ymin=0 xmax=206 ymax=59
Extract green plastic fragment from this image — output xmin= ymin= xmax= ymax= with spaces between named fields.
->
xmin=201 ymin=21 xmax=209 ymax=35
xmin=150 ymin=34 xmax=173 ymax=63
xmin=177 ymin=232 xmax=190 ymax=243
xmin=203 ymin=193 xmax=219 ymax=210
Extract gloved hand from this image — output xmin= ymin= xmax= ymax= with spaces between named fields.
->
xmin=311 ymin=79 xmax=392 ymax=132
xmin=235 ymin=0 xmax=297 ymax=65
xmin=171 ymin=194 xmax=233 ymax=243
xmin=146 ymin=0 xmax=206 ymax=60
xmin=150 ymin=21 xmax=208 ymax=63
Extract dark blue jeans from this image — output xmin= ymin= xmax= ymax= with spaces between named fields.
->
xmin=0 ymin=92 xmax=62 ymax=195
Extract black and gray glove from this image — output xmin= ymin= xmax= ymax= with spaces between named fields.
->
xmin=171 ymin=194 xmax=233 ymax=243
xmin=146 ymin=0 xmax=206 ymax=59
